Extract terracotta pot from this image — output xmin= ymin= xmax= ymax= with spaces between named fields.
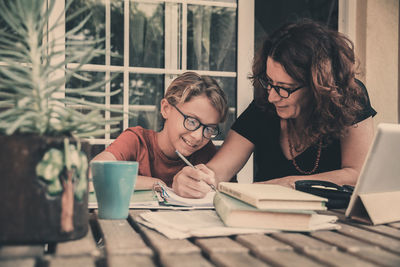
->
xmin=0 ymin=134 xmax=90 ymax=244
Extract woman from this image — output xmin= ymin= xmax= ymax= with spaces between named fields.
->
xmin=172 ymin=19 xmax=376 ymax=198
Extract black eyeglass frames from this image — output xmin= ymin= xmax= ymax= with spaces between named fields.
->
xmin=258 ymin=77 xmax=304 ymax=98
xmin=172 ymin=105 xmax=220 ymax=139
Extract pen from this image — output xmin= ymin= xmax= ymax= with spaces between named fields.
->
xmin=175 ymin=150 xmax=217 ymax=191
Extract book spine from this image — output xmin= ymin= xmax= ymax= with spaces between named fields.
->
xmin=218 ymin=183 xmax=257 ymax=207
xmin=213 ymin=192 xmax=231 ymax=225
xmin=218 ymin=183 xmax=241 ymax=198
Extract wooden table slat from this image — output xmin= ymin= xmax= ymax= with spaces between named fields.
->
xmin=195 ymin=237 xmax=249 ymax=254
xmin=310 ymin=230 xmax=378 ymax=252
xmin=0 ymin=245 xmax=44 ymax=259
xmin=55 ymin=228 xmax=99 ymax=257
xmin=305 ymin=231 xmax=400 ymax=266
xmin=159 ymin=253 xmax=214 ymax=267
xmin=338 ymin=223 xmax=400 ymax=254
xmin=97 ymin=218 xmax=153 ymax=256
xmin=235 ymin=234 xmax=325 ymax=267
xmin=210 ymin=252 xmax=271 ymax=267
xmin=235 ymin=234 xmax=293 ymax=252
xmin=272 ymin=232 xmax=337 ymax=252
xmin=388 ymin=222 xmax=400 ymax=229
xmin=353 ymin=224 xmax=400 ymax=240
xmin=48 ymin=256 xmax=96 ymax=267
xmin=108 ymin=254 xmax=156 ymax=267
xmin=253 ymin=250 xmax=325 ymax=267
xmin=304 ymin=250 xmax=377 ymax=267
xmin=0 ymin=258 xmax=36 ymax=267
xmin=351 ymin=247 xmax=400 ymax=267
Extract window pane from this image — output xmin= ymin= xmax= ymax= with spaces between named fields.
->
xmin=127 ymin=74 xmax=164 ymax=132
xmin=130 ymin=1 xmax=164 ymax=68
xmin=187 ymin=5 xmax=237 ymax=71
xmin=198 ymin=0 xmax=236 ymax=2
xmin=66 ymin=71 xmax=106 ymax=104
xmin=111 ymin=1 xmax=124 ymax=66
xmin=212 ymin=77 xmax=236 ymax=140
xmin=109 ymin=72 xmax=123 ymax=105
xmin=66 ymin=0 xmax=106 ymax=65
xmin=255 ymin=0 xmax=338 ymax=50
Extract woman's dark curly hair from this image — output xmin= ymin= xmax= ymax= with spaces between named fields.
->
xmin=250 ymin=19 xmax=367 ymax=150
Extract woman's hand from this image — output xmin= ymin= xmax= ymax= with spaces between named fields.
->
xmin=172 ymin=164 xmax=216 ymax=198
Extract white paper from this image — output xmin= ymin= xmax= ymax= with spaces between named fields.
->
xmin=137 ymin=210 xmax=276 ymax=239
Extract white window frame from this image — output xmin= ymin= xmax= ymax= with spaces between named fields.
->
xmin=50 ymin=0 xmax=254 ymax=181
xmin=64 ymin=0 xmax=238 ymax=145
xmin=236 ymin=0 xmax=254 ymax=183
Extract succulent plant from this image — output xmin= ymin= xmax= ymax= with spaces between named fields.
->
xmin=0 ymin=0 xmax=123 ymax=233
xmin=0 ymin=0 xmax=120 ymax=138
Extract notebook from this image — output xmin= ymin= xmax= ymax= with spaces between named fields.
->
xmin=345 ymin=123 xmax=400 ymax=224
xmin=88 ymin=183 xmax=215 ymax=210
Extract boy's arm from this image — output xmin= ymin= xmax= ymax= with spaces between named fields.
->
xmin=135 ymin=176 xmax=164 ymax=190
xmin=91 ymin=151 xmax=163 ymax=190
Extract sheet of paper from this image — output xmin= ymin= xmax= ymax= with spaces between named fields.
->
xmin=137 ymin=210 xmax=276 ymax=239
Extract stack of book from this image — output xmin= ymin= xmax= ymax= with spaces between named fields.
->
xmin=214 ymin=182 xmax=340 ymax=232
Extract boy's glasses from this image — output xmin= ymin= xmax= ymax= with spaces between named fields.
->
xmin=173 ymin=105 xmax=219 ymax=139
xmin=258 ymin=77 xmax=304 ymax=98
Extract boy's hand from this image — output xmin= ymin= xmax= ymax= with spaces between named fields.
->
xmin=172 ymin=164 xmax=216 ymax=198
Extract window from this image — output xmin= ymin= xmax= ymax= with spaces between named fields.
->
xmin=64 ymin=0 xmax=238 ymax=158
xmin=64 ymin=0 xmax=339 ymax=179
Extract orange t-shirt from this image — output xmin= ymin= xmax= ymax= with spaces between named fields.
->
xmin=105 ymin=126 xmax=216 ymax=187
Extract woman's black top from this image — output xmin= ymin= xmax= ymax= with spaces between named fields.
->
xmin=231 ymin=81 xmax=377 ymax=182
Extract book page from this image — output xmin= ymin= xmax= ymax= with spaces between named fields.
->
xmin=161 ymin=185 xmax=215 ymax=208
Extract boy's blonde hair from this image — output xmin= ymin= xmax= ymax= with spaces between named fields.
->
xmin=164 ymin=72 xmax=228 ymax=122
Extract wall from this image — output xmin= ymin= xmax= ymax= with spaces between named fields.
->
xmin=355 ymin=0 xmax=399 ymax=127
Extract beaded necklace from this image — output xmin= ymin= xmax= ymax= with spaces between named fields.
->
xmin=288 ymin=137 xmax=322 ymax=175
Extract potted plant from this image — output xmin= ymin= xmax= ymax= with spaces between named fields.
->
xmin=0 ymin=0 xmax=121 ymax=243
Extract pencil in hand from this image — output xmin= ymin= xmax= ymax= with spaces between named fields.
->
xmin=175 ymin=150 xmax=217 ymax=192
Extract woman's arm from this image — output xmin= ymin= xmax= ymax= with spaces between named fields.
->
xmin=90 ymin=151 xmax=163 ymax=190
xmin=172 ymin=130 xmax=254 ymax=197
xmin=208 ymin=130 xmax=255 ymax=183
xmin=262 ymin=117 xmax=375 ymax=188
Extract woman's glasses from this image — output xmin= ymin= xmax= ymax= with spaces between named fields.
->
xmin=258 ymin=77 xmax=304 ymax=98
xmin=173 ymin=105 xmax=219 ymax=139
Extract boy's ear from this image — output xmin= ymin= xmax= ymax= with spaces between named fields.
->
xmin=160 ymin=98 xmax=171 ymax=119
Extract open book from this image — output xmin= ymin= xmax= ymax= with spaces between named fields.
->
xmin=153 ymin=182 xmax=215 ymax=208
xmin=88 ymin=190 xmax=159 ymax=209
xmin=88 ymin=183 xmax=215 ymax=210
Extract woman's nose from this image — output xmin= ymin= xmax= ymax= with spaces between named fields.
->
xmin=268 ymin=88 xmax=281 ymax=103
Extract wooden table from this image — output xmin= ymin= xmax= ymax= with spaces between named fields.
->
xmin=1 ymin=210 xmax=400 ymax=267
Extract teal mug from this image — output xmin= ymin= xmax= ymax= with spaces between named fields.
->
xmin=91 ymin=161 xmax=138 ymax=219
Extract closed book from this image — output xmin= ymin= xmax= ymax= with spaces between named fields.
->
xmin=214 ymin=192 xmax=339 ymax=231
xmin=218 ymin=182 xmax=327 ymax=210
